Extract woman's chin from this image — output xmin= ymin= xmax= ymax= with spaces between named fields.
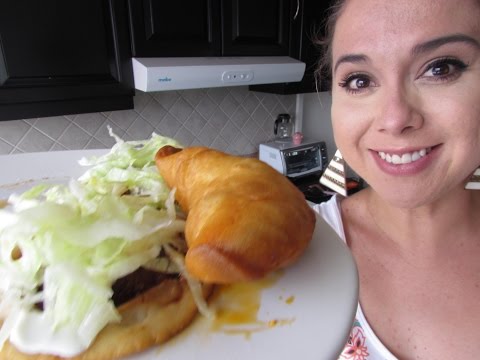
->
xmin=369 ymin=185 xmax=438 ymax=210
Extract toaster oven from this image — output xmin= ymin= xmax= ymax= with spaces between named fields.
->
xmin=259 ymin=139 xmax=328 ymax=178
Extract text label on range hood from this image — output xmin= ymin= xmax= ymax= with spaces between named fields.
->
xmin=132 ymin=56 xmax=306 ymax=92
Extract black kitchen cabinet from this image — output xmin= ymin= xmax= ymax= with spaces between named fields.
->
xmin=0 ymin=0 xmax=134 ymax=122
xmin=128 ymin=0 xmax=221 ymax=57
xmin=221 ymin=0 xmax=291 ymax=56
xmin=250 ymin=0 xmax=334 ymax=94
xmin=128 ymin=0 xmax=292 ymax=57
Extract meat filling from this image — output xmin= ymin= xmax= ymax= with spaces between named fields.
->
xmin=33 ymin=267 xmax=178 ymax=311
xmin=111 ymin=267 xmax=178 ymax=307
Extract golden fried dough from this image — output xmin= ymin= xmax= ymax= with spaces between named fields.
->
xmin=155 ymin=146 xmax=316 ymax=284
xmin=0 ymin=280 xmax=213 ymax=360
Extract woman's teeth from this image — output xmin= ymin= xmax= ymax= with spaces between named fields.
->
xmin=378 ymin=148 xmax=430 ymax=165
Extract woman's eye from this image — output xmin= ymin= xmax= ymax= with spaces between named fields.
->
xmin=350 ymin=78 xmax=370 ymax=89
xmin=338 ymin=74 xmax=373 ymax=94
xmin=421 ymin=58 xmax=468 ymax=81
xmin=429 ymin=63 xmax=450 ymax=76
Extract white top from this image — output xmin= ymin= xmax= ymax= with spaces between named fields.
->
xmin=313 ymin=195 xmax=399 ymax=360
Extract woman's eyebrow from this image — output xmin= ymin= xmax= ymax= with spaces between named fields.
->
xmin=332 ymin=34 xmax=479 ymax=75
xmin=333 ymin=54 xmax=369 ymax=74
xmin=412 ymin=33 xmax=480 ymax=55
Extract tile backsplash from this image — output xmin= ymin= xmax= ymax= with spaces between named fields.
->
xmin=0 ymin=87 xmax=296 ymax=156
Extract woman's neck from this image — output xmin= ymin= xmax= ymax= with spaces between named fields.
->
xmin=362 ymin=186 xmax=480 ymax=254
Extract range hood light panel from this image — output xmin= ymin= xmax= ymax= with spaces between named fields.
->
xmin=132 ymin=56 xmax=306 ymax=92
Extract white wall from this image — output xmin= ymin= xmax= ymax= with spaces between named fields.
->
xmin=301 ymin=91 xmax=335 ymax=160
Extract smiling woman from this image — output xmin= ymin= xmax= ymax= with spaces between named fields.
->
xmin=312 ymin=0 xmax=480 ymax=359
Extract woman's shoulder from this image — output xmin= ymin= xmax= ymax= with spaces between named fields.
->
xmin=314 ymin=188 xmax=370 ymax=220
xmin=312 ymin=189 xmax=371 ymax=244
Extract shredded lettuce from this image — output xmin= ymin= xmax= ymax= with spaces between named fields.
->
xmin=43 ymin=263 xmax=121 ymax=345
xmin=0 ymin=128 xmax=192 ymax=356
xmin=164 ymin=244 xmax=214 ymax=319
xmin=78 ymin=127 xmax=181 ymax=202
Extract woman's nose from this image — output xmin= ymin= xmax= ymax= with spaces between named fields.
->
xmin=374 ymin=86 xmax=424 ymax=135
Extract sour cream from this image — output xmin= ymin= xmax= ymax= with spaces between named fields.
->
xmin=10 ymin=309 xmax=87 ymax=357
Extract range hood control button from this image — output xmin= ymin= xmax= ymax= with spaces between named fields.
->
xmin=222 ymin=71 xmax=254 ymax=83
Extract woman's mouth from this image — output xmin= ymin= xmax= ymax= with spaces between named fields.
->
xmin=371 ymin=145 xmax=439 ymax=176
xmin=377 ymin=147 xmax=432 ymax=165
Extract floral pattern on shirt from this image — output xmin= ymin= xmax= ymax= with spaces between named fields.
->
xmin=340 ymin=321 xmax=370 ymax=360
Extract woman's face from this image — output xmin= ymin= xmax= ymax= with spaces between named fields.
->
xmin=331 ymin=0 xmax=480 ymax=207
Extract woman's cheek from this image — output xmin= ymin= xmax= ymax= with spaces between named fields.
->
xmin=332 ymin=113 xmax=362 ymax=149
xmin=332 ymin=112 xmax=371 ymax=177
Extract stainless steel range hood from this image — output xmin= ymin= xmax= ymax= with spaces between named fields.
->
xmin=132 ymin=56 xmax=305 ymax=92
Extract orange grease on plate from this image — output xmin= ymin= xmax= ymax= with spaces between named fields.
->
xmin=0 ymin=199 xmax=7 ymax=209
xmin=209 ymin=271 xmax=294 ymax=339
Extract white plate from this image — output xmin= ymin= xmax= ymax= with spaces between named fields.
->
xmin=0 ymin=150 xmax=358 ymax=360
